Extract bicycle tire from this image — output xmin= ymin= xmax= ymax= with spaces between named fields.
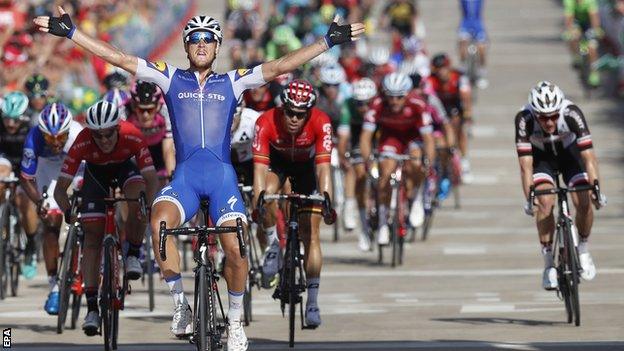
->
xmin=422 ymin=210 xmax=434 ymax=242
xmin=9 ymin=250 xmax=18 ymax=297
xmin=207 ymin=269 xmax=219 ymax=350
xmin=0 ymin=240 xmax=5 ymax=300
xmin=102 ymin=242 xmax=116 ymax=351
xmin=288 ymin=245 xmax=297 ymax=348
xmin=197 ymin=264 xmax=208 ymax=351
xmin=243 ymin=278 xmax=252 ymax=326
xmin=390 ymin=220 xmax=398 ymax=268
xmin=8 ymin=207 xmax=20 ymax=297
xmin=57 ymin=225 xmax=77 ymax=333
xmin=144 ymin=230 xmax=155 ymax=312
xmin=565 ymin=224 xmax=581 ymax=326
xmin=70 ymin=292 xmax=82 ymax=329
xmin=0 ymin=203 xmax=7 ymax=299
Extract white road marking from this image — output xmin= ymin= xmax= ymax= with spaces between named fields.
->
xmin=322 ymin=268 xmax=624 ymax=278
xmin=443 ymin=246 xmax=487 ymax=255
xmin=477 ymin=297 xmax=501 ymax=302
xmin=461 ymin=304 xmax=515 ymax=313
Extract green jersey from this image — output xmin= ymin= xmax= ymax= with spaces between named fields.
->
xmin=338 ymin=99 xmax=366 ymax=148
xmin=564 ymin=0 xmax=598 ymax=26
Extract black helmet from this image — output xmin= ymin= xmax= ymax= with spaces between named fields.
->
xmin=25 ymin=74 xmax=49 ymax=98
xmin=431 ymin=53 xmax=450 ymax=69
xmin=103 ymin=71 xmax=128 ymax=90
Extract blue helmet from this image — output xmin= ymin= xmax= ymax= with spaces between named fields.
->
xmin=103 ymin=88 xmax=130 ymax=107
xmin=38 ymin=102 xmax=73 ymax=136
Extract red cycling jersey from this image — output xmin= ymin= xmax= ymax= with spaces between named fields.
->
xmin=253 ymin=107 xmax=333 ymax=165
xmin=363 ymin=96 xmax=433 ymax=154
xmin=426 ymin=69 xmax=469 ymax=114
xmin=60 ymin=120 xmax=155 ymax=179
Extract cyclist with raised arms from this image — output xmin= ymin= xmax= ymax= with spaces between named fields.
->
xmin=34 ymin=8 xmax=363 ymax=350
xmin=252 ymin=80 xmax=335 ymax=327
xmin=337 ymin=77 xmax=378 ymax=251
xmin=515 ymin=81 xmax=606 ymax=290
xmin=53 ymin=100 xmax=159 ymax=336
xmin=360 ymin=72 xmax=435 ymax=244
xmin=20 ymin=102 xmax=83 ymax=315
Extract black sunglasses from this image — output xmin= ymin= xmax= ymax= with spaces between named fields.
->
xmin=285 ymin=107 xmax=309 ymax=120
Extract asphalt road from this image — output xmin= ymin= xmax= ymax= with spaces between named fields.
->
xmin=3 ymin=0 xmax=624 ymax=350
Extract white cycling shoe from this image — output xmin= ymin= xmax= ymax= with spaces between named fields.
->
xmin=358 ymin=231 xmax=372 ymax=252
xmin=305 ymin=305 xmax=321 ymax=327
xmin=461 ymin=158 xmax=474 ymax=184
xmin=343 ymin=200 xmax=357 ymax=230
xmin=377 ymin=225 xmax=390 ymax=245
xmin=227 ymin=320 xmax=248 ymax=351
xmin=579 ymin=251 xmax=596 ymax=281
xmin=126 ymin=256 xmax=142 ymax=280
xmin=542 ymin=266 xmax=558 ymax=290
xmin=409 ymin=199 xmax=424 ymax=227
xmin=171 ymin=299 xmax=192 ymax=337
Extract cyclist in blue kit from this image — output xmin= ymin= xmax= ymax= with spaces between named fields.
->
xmin=458 ymin=0 xmax=488 ymax=88
xmin=35 ymin=7 xmax=364 ymax=351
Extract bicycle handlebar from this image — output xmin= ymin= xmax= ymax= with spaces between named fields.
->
xmin=159 ymin=217 xmax=246 ymax=261
xmin=528 ymin=180 xmax=600 ymax=213
xmin=255 ymin=191 xmax=336 ymax=225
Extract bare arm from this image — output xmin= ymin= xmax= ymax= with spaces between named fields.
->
xmin=140 ymin=169 xmax=159 ymax=206
xmin=518 ymin=156 xmax=534 ymax=198
xmin=443 ymin=122 xmax=456 ymax=148
xmin=580 ymin=149 xmax=599 ymax=185
xmin=589 ymin=10 xmax=601 ymax=31
xmin=53 ymin=176 xmax=73 ymax=213
xmin=252 ymin=162 xmax=269 ymax=207
xmin=359 ymin=129 xmax=374 ymax=163
xmin=422 ymin=132 xmax=435 ymax=166
xmin=33 ymin=6 xmax=138 ymax=75
xmin=316 ymin=162 xmax=333 ymax=201
xmin=337 ymin=132 xmax=350 ymax=168
xmin=460 ymin=88 xmax=473 ymax=119
xmin=162 ymin=138 xmax=176 ymax=177
xmin=19 ymin=176 xmax=40 ymax=205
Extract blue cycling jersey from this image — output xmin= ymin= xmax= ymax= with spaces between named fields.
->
xmin=135 ymin=59 xmax=265 ymax=164
xmin=21 ymin=121 xmax=82 ymax=178
xmin=460 ymin=0 xmax=483 ymax=22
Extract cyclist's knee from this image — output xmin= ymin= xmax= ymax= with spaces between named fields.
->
xmin=151 ymin=200 xmax=181 ymax=230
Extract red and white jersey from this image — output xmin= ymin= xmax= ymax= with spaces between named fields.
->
xmin=253 ymin=107 xmax=333 ymax=165
xmin=60 ymin=120 xmax=155 ymax=179
xmin=363 ymin=96 xmax=433 ymax=138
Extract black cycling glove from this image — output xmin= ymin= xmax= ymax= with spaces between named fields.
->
xmin=48 ymin=13 xmax=76 ymax=39
xmin=324 ymin=21 xmax=352 ymax=48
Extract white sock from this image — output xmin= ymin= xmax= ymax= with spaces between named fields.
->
xmin=227 ymin=290 xmax=244 ymax=322
xmin=541 ymin=246 xmax=554 ymax=268
xmin=49 ymin=275 xmax=58 ymax=292
xmin=358 ymin=207 xmax=368 ymax=230
xmin=345 ymin=198 xmax=356 ymax=210
xmin=306 ymin=278 xmax=320 ymax=308
xmin=378 ymin=205 xmax=388 ymax=227
xmin=578 ymin=240 xmax=589 ymax=254
xmin=265 ymin=225 xmax=278 ymax=244
xmin=166 ymin=274 xmax=186 ymax=305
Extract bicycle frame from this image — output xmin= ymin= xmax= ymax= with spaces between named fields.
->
xmin=1 ymin=177 xmax=23 ymax=299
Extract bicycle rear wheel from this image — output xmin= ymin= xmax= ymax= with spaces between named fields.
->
xmin=144 ymin=230 xmax=155 ymax=312
xmin=243 ymin=278 xmax=252 ymax=326
xmin=70 ymin=291 xmax=82 ymax=329
xmin=57 ymin=225 xmax=77 ymax=333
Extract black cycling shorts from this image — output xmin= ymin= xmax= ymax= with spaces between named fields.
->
xmin=80 ymin=159 xmax=143 ymax=218
xmin=268 ymin=150 xmax=317 ymax=196
xmin=532 ymin=146 xmax=588 ymax=187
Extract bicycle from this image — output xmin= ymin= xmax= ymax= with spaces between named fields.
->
xmin=238 ymin=183 xmax=262 ymax=326
xmin=56 ymin=190 xmax=85 ymax=333
xmin=0 ymin=175 xmax=24 ymax=299
xmin=141 ymin=225 xmax=156 ymax=312
xmin=159 ymin=201 xmax=246 ymax=351
xmin=464 ymin=39 xmax=481 ymax=100
xmin=256 ymin=190 xmax=335 ymax=348
xmin=83 ymin=190 xmax=147 ymax=351
xmin=374 ymin=154 xmax=416 ymax=268
xmin=527 ymin=175 xmax=601 ymax=327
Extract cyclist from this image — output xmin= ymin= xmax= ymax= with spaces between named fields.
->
xmin=0 ymin=91 xmax=40 ymax=279
xmin=125 ymin=80 xmax=175 ymax=181
xmin=337 ymin=77 xmax=377 ymax=250
xmin=563 ymin=0 xmax=602 ymax=87
xmin=35 ymin=8 xmax=363 ymax=350
xmin=365 ymin=46 xmax=396 ymax=87
xmin=231 ymin=105 xmax=261 ymax=187
xmin=458 ymin=0 xmax=488 ymax=89
xmin=427 ymin=53 xmax=473 ymax=183
xmin=360 ymin=72 xmax=435 ymax=243
xmin=53 ymin=100 xmax=158 ymax=335
xmin=19 ymin=102 xmax=83 ymax=315
xmin=253 ymin=79 xmax=334 ymax=327
xmin=24 ymin=74 xmax=52 ymax=126
xmin=103 ymin=88 xmax=130 ymax=119
xmin=515 ymin=81 xmax=606 ymax=290
xmin=242 ymin=80 xmax=282 ymax=113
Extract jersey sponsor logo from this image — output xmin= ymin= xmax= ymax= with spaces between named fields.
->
xmin=227 ymin=195 xmax=238 ymax=211
xmin=252 ymin=125 xmax=261 ymax=150
xmin=518 ymin=118 xmax=527 ymax=137
xmin=21 ymin=148 xmax=35 ymax=168
xmin=177 ymin=92 xmax=226 ymax=101
xmin=147 ymin=61 xmax=169 ymax=77
xmin=208 ymin=77 xmax=225 ymax=83
xmin=322 ymin=123 xmax=332 ymax=151
xmin=234 ymin=68 xmax=252 ymax=81
xmin=239 ymin=131 xmax=250 ymax=141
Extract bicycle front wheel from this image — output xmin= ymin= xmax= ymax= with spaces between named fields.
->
xmin=288 ymin=238 xmax=297 ymax=347
xmin=57 ymin=225 xmax=77 ymax=333
xmin=101 ymin=243 xmax=116 ymax=351
xmin=197 ymin=264 xmax=208 ymax=351
xmin=564 ymin=223 xmax=581 ymax=326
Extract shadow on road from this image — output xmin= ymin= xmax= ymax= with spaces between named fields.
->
xmin=431 ymin=316 xmax=567 ymax=327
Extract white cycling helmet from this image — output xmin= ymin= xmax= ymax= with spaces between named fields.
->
xmin=352 ymin=78 xmax=377 ymax=101
xmin=529 ymin=81 xmax=564 ymax=115
xmin=183 ymin=15 xmax=223 ymax=43
xmin=238 ymin=0 xmax=255 ymax=11
xmin=382 ymin=72 xmax=413 ymax=97
xmin=368 ymin=46 xmax=390 ymax=66
xmin=319 ymin=64 xmax=346 ymax=85
xmin=86 ymin=100 xmax=121 ymax=130
xmin=38 ymin=102 xmax=73 ymax=136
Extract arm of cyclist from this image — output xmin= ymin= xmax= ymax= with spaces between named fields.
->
xmin=261 ymin=16 xmax=365 ymax=82
xmin=459 ymin=76 xmax=473 ymax=120
xmin=422 ymin=132 xmax=435 ymax=169
xmin=518 ymin=156 xmax=536 ymax=216
xmin=337 ymin=106 xmax=351 ymax=169
xmin=252 ymin=162 xmax=269 ymax=210
xmin=580 ymin=148 xmax=604 ymax=208
xmin=443 ymin=121 xmax=456 ymax=149
xmin=562 ymin=0 xmax=576 ymax=33
xmin=53 ymin=176 xmax=73 ymax=222
xmin=33 ymin=6 xmax=138 ymax=75
xmin=359 ymin=129 xmax=374 ymax=168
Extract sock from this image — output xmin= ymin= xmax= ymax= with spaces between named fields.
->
xmin=378 ymin=205 xmax=388 ymax=227
xmin=541 ymin=245 xmax=554 ymax=268
xmin=227 ymin=290 xmax=244 ymax=322
xmin=306 ymin=278 xmax=320 ymax=308
xmin=165 ymin=273 xmax=185 ymax=305
xmin=345 ymin=198 xmax=356 ymax=210
xmin=578 ymin=240 xmax=589 ymax=254
xmin=265 ymin=225 xmax=278 ymax=244
xmin=25 ymin=234 xmax=36 ymax=258
xmin=358 ymin=208 xmax=368 ymax=230
xmin=127 ymin=242 xmax=142 ymax=258
xmin=85 ymin=288 xmax=98 ymax=313
xmin=48 ymin=275 xmax=58 ymax=292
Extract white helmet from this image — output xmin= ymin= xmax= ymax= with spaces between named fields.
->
xmin=86 ymin=100 xmax=121 ymax=130
xmin=382 ymin=72 xmax=413 ymax=97
xmin=38 ymin=102 xmax=73 ymax=136
xmin=238 ymin=0 xmax=255 ymax=11
xmin=183 ymin=15 xmax=223 ymax=43
xmin=352 ymin=78 xmax=377 ymax=101
xmin=319 ymin=64 xmax=346 ymax=85
xmin=529 ymin=81 xmax=564 ymax=115
xmin=368 ymin=46 xmax=390 ymax=66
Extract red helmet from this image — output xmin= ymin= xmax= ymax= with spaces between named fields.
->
xmin=280 ymin=80 xmax=317 ymax=109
